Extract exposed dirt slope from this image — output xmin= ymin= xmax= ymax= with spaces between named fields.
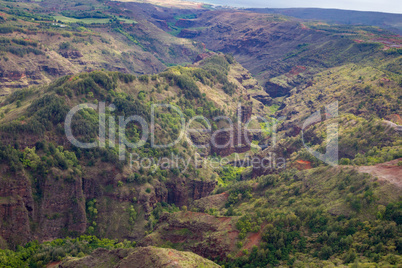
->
xmin=357 ymin=158 xmax=402 ymax=189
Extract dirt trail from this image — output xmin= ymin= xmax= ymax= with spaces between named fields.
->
xmin=356 ymin=158 xmax=402 ymax=188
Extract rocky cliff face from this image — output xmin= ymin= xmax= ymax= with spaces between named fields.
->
xmin=0 ymin=54 xmax=74 ymax=94
xmin=210 ymin=104 xmax=253 ymax=157
xmin=264 ymin=81 xmax=291 ymax=98
xmin=0 ymin=169 xmax=33 ymax=247
xmin=38 ymin=169 xmax=87 ymax=240
xmin=210 ymin=126 xmax=252 ymax=157
xmin=0 ymin=167 xmax=88 ymax=248
xmin=167 ymin=177 xmax=217 ymax=208
xmin=0 ymin=162 xmax=218 ymax=248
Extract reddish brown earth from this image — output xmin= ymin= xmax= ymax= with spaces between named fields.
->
xmin=217 ymin=216 xmax=232 ymax=224
xmin=243 ymin=232 xmax=262 ymax=251
xmin=46 ymin=261 xmax=61 ymax=268
xmin=357 ymin=158 xmax=402 ymax=188
xmin=236 ymin=224 xmax=265 ymax=257
xmin=295 ymin=160 xmax=313 ymax=170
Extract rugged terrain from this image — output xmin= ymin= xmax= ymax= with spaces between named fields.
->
xmin=248 ymin=8 xmax=402 ymax=35
xmin=0 ymin=53 xmax=260 ymax=248
xmin=0 ymin=0 xmax=401 ymax=267
xmin=60 ymin=246 xmax=220 ymax=268
xmin=0 ymin=0 xmax=205 ymax=94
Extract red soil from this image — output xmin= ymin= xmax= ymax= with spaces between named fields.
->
xmin=217 ymin=216 xmax=231 ymax=224
xmin=236 ymin=224 xmax=265 ymax=257
xmin=295 ymin=160 xmax=312 ymax=170
xmin=46 ymin=261 xmax=61 ymax=268
xmin=357 ymin=158 xmax=402 ymax=189
xmin=244 ymin=232 xmax=262 ymax=250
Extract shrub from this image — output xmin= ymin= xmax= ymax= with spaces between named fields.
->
xmin=59 ymin=42 xmax=71 ymax=50
xmin=340 ymin=158 xmax=351 ymax=165
xmin=90 ymin=71 xmax=117 ymax=91
xmin=128 ymin=206 xmax=137 ymax=225
xmin=62 ymin=32 xmax=72 ymax=38
xmin=343 ymin=249 xmax=357 ymax=264
xmin=138 ymin=75 xmax=150 ymax=83
xmin=384 ymin=201 xmax=402 ymax=225
xmin=319 ymin=246 xmax=333 ymax=260
xmin=176 ymin=74 xmax=201 ymax=99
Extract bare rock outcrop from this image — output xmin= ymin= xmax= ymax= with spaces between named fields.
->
xmin=167 ymin=178 xmax=217 ymax=208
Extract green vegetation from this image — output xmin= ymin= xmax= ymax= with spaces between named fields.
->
xmin=0 ymin=1 xmax=401 ymax=267
xmin=60 ymin=10 xmax=110 ymax=20
xmin=166 ymin=13 xmax=197 ymax=36
xmin=0 ymin=236 xmax=136 ymax=267
xmin=0 ymin=37 xmax=43 ymax=57
xmin=0 ymin=54 xmax=243 ymax=252
xmin=54 ymin=15 xmax=111 ymax=24
xmin=283 ymin=43 xmax=310 ymax=60
xmin=217 ymin=167 xmax=402 ymax=267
